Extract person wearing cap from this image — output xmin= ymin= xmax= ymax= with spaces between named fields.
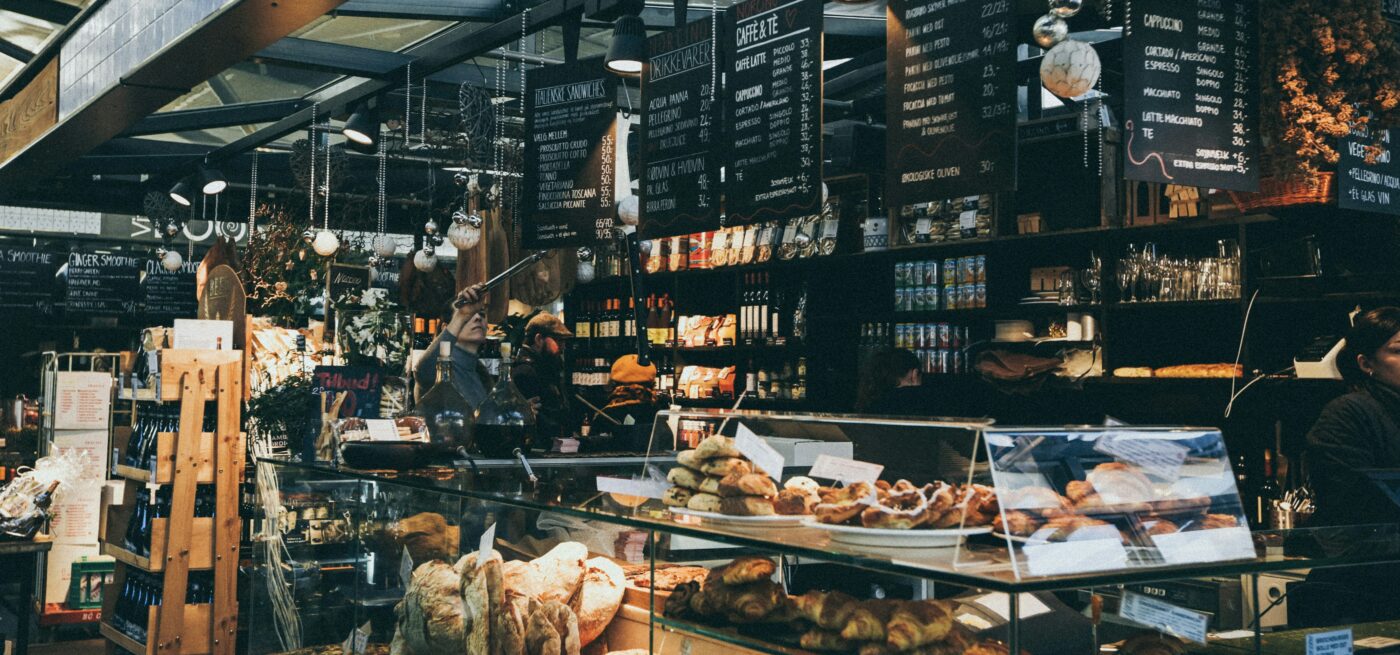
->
xmin=587 ymin=354 xmax=661 ymax=452
xmin=512 ymin=312 xmax=574 ymax=442
xmin=414 ymin=284 xmax=492 ymax=408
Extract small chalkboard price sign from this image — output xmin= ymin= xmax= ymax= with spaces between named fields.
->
xmin=521 ymin=59 xmax=618 ymax=248
xmin=1122 ymin=0 xmax=1260 ymax=191
xmin=328 ymin=263 xmax=373 ymax=303
xmin=1339 ymin=126 xmax=1400 ymax=216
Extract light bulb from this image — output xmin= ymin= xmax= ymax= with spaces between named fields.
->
xmin=1040 ymin=39 xmax=1101 ymax=99
xmin=576 ymin=261 xmax=596 ymax=283
xmin=448 ymin=221 xmax=482 ymax=250
xmin=312 ymin=229 xmax=340 ymax=256
xmin=413 ymin=248 xmax=438 ymax=272
xmin=161 ymin=249 xmax=184 ymax=272
xmin=372 ymin=234 xmax=397 ymax=257
xmin=617 ymin=195 xmax=640 ymax=226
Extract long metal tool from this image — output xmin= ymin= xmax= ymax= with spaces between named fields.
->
xmin=453 ymin=250 xmax=549 ymax=308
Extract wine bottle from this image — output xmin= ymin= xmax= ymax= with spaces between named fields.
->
xmin=470 ymin=343 xmax=537 ymax=458
xmin=409 ymin=340 xmax=474 ymax=447
xmin=1257 ymin=449 xmax=1281 ymax=528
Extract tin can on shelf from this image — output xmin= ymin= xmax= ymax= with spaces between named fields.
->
xmin=974 ymin=255 xmax=987 ymax=282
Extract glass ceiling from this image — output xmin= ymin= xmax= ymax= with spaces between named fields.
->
xmin=0 ymin=0 xmax=89 ymax=92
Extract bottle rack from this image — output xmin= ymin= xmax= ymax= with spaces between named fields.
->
xmin=101 ymin=349 xmax=244 ymax=655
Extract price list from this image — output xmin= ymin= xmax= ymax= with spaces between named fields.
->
xmin=65 ymin=252 xmax=140 ymax=316
xmin=885 ymin=0 xmax=1017 ymax=207
xmin=722 ymin=0 xmax=823 ymax=226
xmin=521 ymin=59 xmax=617 ymax=248
xmin=1123 ymin=0 xmax=1259 ymax=191
xmin=1339 ymin=126 xmax=1400 ymax=215
xmin=0 ymin=246 xmax=57 ymax=313
xmin=640 ymin=18 xmax=721 ymax=239
xmin=144 ymin=257 xmax=198 ymax=317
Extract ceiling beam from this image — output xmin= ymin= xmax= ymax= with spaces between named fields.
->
xmin=0 ymin=0 xmax=80 ymax=25
xmin=0 ymin=38 xmax=34 ymax=63
xmin=121 ymin=99 xmax=308 ymax=136
xmin=635 ymin=1 xmax=884 ymax=38
xmin=253 ymin=37 xmax=414 ymax=79
xmin=204 ymin=0 xmax=625 ymax=165
xmin=334 ymin=0 xmax=505 ymax=22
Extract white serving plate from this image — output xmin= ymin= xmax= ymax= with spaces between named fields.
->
xmin=802 ymin=518 xmax=992 ymax=548
xmin=670 ymin=507 xmax=809 ymax=528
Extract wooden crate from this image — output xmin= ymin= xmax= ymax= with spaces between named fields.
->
xmin=112 ymin=424 xmax=223 ymax=484
xmin=98 ymin=563 xmax=213 ymax=655
xmin=102 ymin=483 xmax=215 ymax=571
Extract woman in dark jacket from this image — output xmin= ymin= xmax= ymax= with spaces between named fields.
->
xmin=1292 ymin=307 xmax=1400 ymax=627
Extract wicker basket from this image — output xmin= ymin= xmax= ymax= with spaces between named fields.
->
xmin=1228 ymin=171 xmax=1335 ymax=213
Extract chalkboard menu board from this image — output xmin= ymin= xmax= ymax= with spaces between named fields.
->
xmin=1386 ymin=0 xmax=1400 ymax=21
xmin=885 ymin=0 xmax=1017 ymax=208
xmin=328 ymin=263 xmax=372 ymax=303
xmin=1339 ymin=127 xmax=1400 ymax=215
xmin=65 ymin=252 xmax=139 ymax=316
xmin=722 ymin=0 xmax=823 ymax=226
xmin=522 ymin=59 xmax=618 ymax=248
xmin=144 ymin=257 xmax=198 ymax=317
xmin=1123 ymin=0 xmax=1259 ymax=191
xmin=372 ymin=259 xmax=402 ymax=297
xmin=640 ymin=18 xmax=722 ymax=239
xmin=0 ymin=247 xmax=57 ymax=313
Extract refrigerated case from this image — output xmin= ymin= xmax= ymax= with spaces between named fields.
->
xmin=246 ymin=410 xmax=1400 ymax=655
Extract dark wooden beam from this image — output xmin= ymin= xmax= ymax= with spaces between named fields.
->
xmin=0 ymin=38 xmax=34 ymax=63
xmin=334 ymin=0 xmax=504 ymax=22
xmin=254 ymin=37 xmax=413 ymax=79
xmin=121 ymin=99 xmax=307 ymax=137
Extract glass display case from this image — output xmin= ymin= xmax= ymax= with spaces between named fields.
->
xmin=246 ymin=410 xmax=1400 ymax=655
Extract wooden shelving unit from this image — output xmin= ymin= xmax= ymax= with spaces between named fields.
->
xmin=100 ymin=349 xmax=243 ymax=655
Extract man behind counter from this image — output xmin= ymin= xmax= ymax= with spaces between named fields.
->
xmin=513 ymin=312 xmax=574 ymax=442
xmin=414 ymin=284 xmax=492 ymax=409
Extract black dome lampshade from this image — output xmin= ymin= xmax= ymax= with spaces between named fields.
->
xmin=342 ymin=104 xmax=379 ymax=147
xmin=605 ymin=14 xmax=646 ymax=76
xmin=169 ymin=178 xmax=193 ymax=206
xmin=198 ymin=166 xmax=227 ymax=195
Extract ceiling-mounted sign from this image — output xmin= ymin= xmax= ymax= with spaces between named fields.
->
xmin=639 ymin=18 xmax=722 ymax=239
xmin=64 ymin=251 xmax=140 ymax=317
xmin=0 ymin=246 xmax=58 ymax=314
xmin=521 ymin=59 xmax=618 ymax=249
xmin=1338 ymin=127 xmax=1400 ymax=215
xmin=885 ymin=0 xmax=1017 ymax=209
xmin=721 ymin=0 xmax=823 ymax=226
xmin=1122 ymin=0 xmax=1259 ymax=191
xmin=143 ymin=256 xmax=199 ymax=318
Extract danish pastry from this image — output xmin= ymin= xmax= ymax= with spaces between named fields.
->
xmin=720 ymin=496 xmax=776 ymax=516
xmin=718 ymin=472 xmax=778 ymax=498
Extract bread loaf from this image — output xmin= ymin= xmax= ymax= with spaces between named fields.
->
xmin=503 ymin=542 xmax=587 ymax=606
xmin=395 ymin=560 xmax=468 ymax=655
xmin=570 ymin=558 xmax=625 ymax=647
xmin=523 ymin=601 xmax=581 ymax=655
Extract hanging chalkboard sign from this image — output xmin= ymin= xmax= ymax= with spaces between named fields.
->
xmin=0 ymin=246 xmax=58 ymax=314
xmin=521 ymin=59 xmax=618 ymax=248
xmin=144 ymin=257 xmax=199 ymax=317
xmin=885 ymin=0 xmax=1017 ymax=208
xmin=1122 ymin=0 xmax=1259 ymax=191
xmin=65 ymin=251 xmax=140 ymax=317
xmin=328 ymin=263 xmax=373 ymax=303
xmin=1339 ymin=127 xmax=1400 ymax=215
xmin=721 ymin=0 xmax=823 ymax=226
xmin=371 ymin=259 xmax=402 ymax=298
xmin=639 ymin=18 xmax=722 ymax=239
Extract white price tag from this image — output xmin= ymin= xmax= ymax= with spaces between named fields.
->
xmin=364 ymin=419 xmax=400 ymax=442
xmin=915 ymin=218 xmax=932 ymax=235
xmin=1093 ymin=436 xmax=1190 ymax=482
xmin=820 ymin=218 xmax=839 ymax=240
xmin=782 ymin=224 xmax=799 ymax=243
xmin=735 ymin=424 xmax=785 ymax=481
xmin=399 ymin=546 xmax=414 ymax=588
xmin=341 ymin=621 xmax=371 ymax=655
xmin=478 ymin=522 xmax=498 ymax=563
xmin=958 ymin=210 xmax=976 ymax=230
xmin=808 ymin=454 xmax=883 ymax=485
xmin=1150 ymin=526 xmax=1255 ymax=565
xmin=1308 ymin=629 xmax=1354 ymax=655
xmin=1023 ymin=537 xmax=1128 ymax=577
xmin=1119 ymin=591 xmax=1210 ymax=645
xmin=596 ymin=476 xmax=670 ymax=500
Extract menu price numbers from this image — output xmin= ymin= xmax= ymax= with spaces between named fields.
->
xmin=980 ymin=102 xmax=1012 ymax=119
xmin=980 ymin=0 xmax=1010 ymax=17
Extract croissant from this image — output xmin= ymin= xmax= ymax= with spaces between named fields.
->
xmin=709 ymin=556 xmax=777 ymax=586
xmin=706 ymin=581 xmax=787 ymax=623
xmin=800 ymin=629 xmax=856 ymax=652
xmin=886 ymin=600 xmax=954 ymax=651
xmin=662 ymin=581 xmax=701 ymax=620
xmin=839 ymin=599 xmax=898 ymax=641
xmin=792 ymin=590 xmax=860 ymax=630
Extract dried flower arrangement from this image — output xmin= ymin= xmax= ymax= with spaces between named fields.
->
xmin=1261 ymin=0 xmax=1400 ymax=178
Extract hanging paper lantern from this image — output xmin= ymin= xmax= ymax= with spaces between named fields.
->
xmin=1040 ymin=39 xmax=1100 ymax=99
xmin=617 ymin=195 xmax=640 ymax=226
xmin=161 ymin=249 xmax=184 ymax=272
xmin=576 ymin=260 xmax=596 ymax=284
xmin=1049 ymin=0 xmax=1082 ymax=18
xmin=1032 ymin=14 xmax=1068 ymax=48
xmin=413 ymin=248 xmax=438 ymax=272
xmin=312 ymin=229 xmax=341 ymax=256
xmin=372 ymin=234 xmax=397 ymax=257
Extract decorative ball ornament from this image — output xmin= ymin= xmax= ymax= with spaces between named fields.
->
xmin=161 ymin=249 xmax=184 ymax=272
xmin=1049 ymin=0 xmax=1082 ymax=18
xmin=413 ymin=248 xmax=438 ymax=272
xmin=312 ymin=229 xmax=341 ymax=257
xmin=576 ymin=260 xmax=596 ymax=284
xmin=1032 ymin=13 xmax=1069 ymax=48
xmin=372 ymin=234 xmax=397 ymax=257
xmin=577 ymin=246 xmax=594 ymax=261
xmin=302 ymin=229 xmax=316 ymax=244
xmin=1040 ymin=39 xmax=1101 ymax=99
xmin=617 ymin=195 xmax=640 ymax=226
xmin=424 ymin=219 xmax=439 ymax=236
xmin=454 ymin=172 xmax=470 ymax=187
xmin=163 ymin=221 xmax=181 ymax=238
xmin=367 ymin=254 xmax=382 ymax=268
xmin=447 ymin=220 xmax=482 ymax=251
